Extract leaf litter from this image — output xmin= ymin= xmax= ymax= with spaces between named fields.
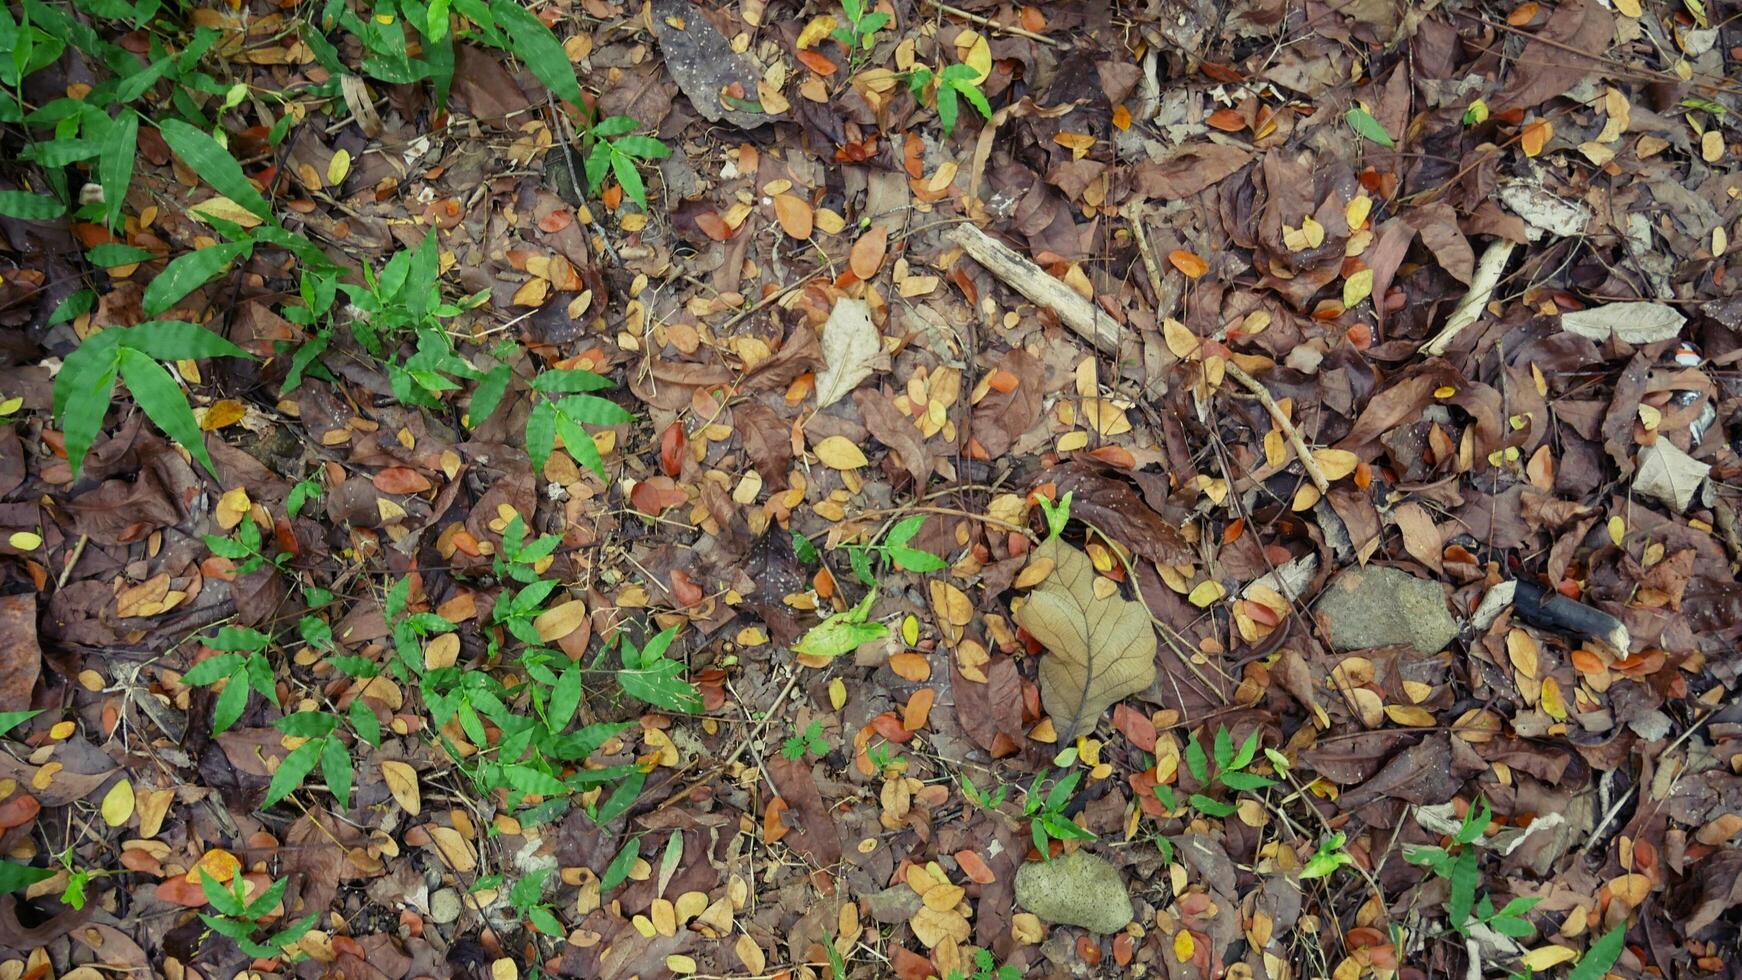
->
xmin=0 ymin=0 xmax=1738 ymax=978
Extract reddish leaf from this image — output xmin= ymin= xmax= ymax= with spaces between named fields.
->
xmin=849 ymin=225 xmax=888 ymax=280
xmin=373 ymin=467 xmax=432 ymax=494
xmin=669 ymin=569 xmax=703 ymax=607
xmin=659 ymin=422 xmax=687 ymax=478
xmin=797 ymin=49 xmax=838 ymax=76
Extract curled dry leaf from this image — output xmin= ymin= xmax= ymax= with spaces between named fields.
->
xmin=1012 ymin=536 xmax=1157 ymax=742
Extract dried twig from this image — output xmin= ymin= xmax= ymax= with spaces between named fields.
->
xmin=923 ymin=0 xmax=1058 ymax=46
xmin=1421 ymin=238 xmax=1515 ymax=356
xmin=1222 ymin=361 xmax=1331 ymax=495
xmin=948 ymin=224 xmax=1122 ymax=353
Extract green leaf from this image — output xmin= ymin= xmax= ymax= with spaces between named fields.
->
xmin=100 ymin=109 xmax=138 ymax=230
xmin=884 ymin=515 xmax=926 ymax=550
xmin=958 ymin=80 xmax=993 ymax=121
xmin=532 ymin=368 xmax=613 ymax=393
xmin=142 ymin=241 xmax=252 ymax=317
xmin=590 ymin=115 xmax=640 ymax=138
xmin=118 ymin=320 xmax=251 ymax=361
xmin=1184 ymin=733 xmax=1208 ymax=783
xmin=88 ymin=243 xmax=155 ymax=267
xmin=0 ymin=190 xmax=65 ymax=220
xmin=321 ymin=735 xmax=353 ymax=808
xmin=488 ymin=0 xmax=581 ymax=104
xmin=0 ymin=710 xmax=42 ymax=735
xmin=184 ymin=652 xmax=247 ymax=686
xmin=794 ymin=613 xmax=887 ymax=659
xmin=935 ymin=80 xmax=959 ymax=135
xmin=469 ymin=364 xmax=510 ymax=427
xmin=348 ymin=699 xmax=380 ymax=747
xmin=611 ymin=135 xmax=670 ymax=160
xmin=199 ymin=870 xmax=249 ymax=916
xmin=1217 ymin=770 xmax=1274 ymax=792
xmin=599 ymin=836 xmax=640 ymax=891
xmin=610 ymin=150 xmax=647 ymax=209
xmin=505 ymin=764 xmax=569 ymax=797
xmin=1345 ymin=106 xmax=1396 ymax=148
xmin=209 ymin=672 xmax=248 ymax=734
xmin=1568 ymin=926 xmax=1626 ymax=980
xmin=1447 ymin=847 xmax=1478 ymax=932
xmin=617 ymin=659 xmax=701 ymax=714
xmin=57 ymin=347 xmax=117 ymax=479
xmin=261 ymin=739 xmax=323 ymax=808
xmin=1189 ymin=794 xmax=1236 ymax=818
xmin=890 ymin=546 xmax=947 ymax=572
xmin=276 ymin=711 xmax=339 ymax=738
xmin=1212 ymin=725 xmax=1234 ymax=771
xmin=0 ymin=862 xmax=54 ymax=894
xmin=1230 ymin=729 xmax=1261 ymax=771
xmin=157 ymin=119 xmax=273 ymax=221
xmin=525 ymin=399 xmax=557 ymax=472
xmin=117 ymin=347 xmax=215 ymax=476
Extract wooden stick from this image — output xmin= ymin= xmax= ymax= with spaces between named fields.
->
xmin=1421 ymin=238 xmax=1515 ymax=356
xmin=1223 ymin=361 xmax=1331 ymax=495
xmin=923 ymin=0 xmax=1059 ymax=46
xmin=948 ymin=224 xmax=1123 ymax=353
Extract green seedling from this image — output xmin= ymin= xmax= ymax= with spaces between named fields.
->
xmin=199 ymin=871 xmax=319 ymax=959
xmin=831 ymin=0 xmax=889 ymax=63
xmin=1022 ymin=767 xmax=1095 ymax=856
xmin=1152 ymin=725 xmax=1275 ymax=819
xmin=782 ymin=720 xmax=829 ymax=761
xmin=1404 ymin=798 xmax=1540 ymax=939
xmin=581 ymin=115 xmax=672 ymax=209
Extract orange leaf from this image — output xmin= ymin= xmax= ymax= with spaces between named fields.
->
xmin=537 ymin=209 xmax=573 ymax=233
xmin=1020 ymin=6 xmax=1046 ymax=31
xmin=670 ymin=569 xmax=703 ymax=607
xmin=888 ymin=652 xmax=932 ymax=682
xmin=155 ymin=876 xmax=211 ymax=907
xmin=693 ymin=211 xmax=732 ymax=241
xmin=796 ymin=48 xmax=838 ymax=76
xmin=850 ymin=225 xmax=888 ymax=280
xmin=1168 ymin=250 xmax=1208 ymax=278
xmin=1206 ymin=108 xmax=1246 ymax=132
xmin=773 ymin=193 xmax=814 ymax=239
xmin=1507 ymin=1 xmax=1539 ymax=25
xmin=869 ymin=711 xmax=915 ymax=743
xmin=1087 ymin=445 xmax=1136 ymax=468
xmin=659 ymin=422 xmax=687 ymax=478
xmin=1112 ymin=104 xmax=1133 ymax=130
xmin=955 ymin=849 xmax=997 ymax=884
xmin=987 ymin=369 xmax=1019 ymax=393
xmin=602 ymin=183 xmax=622 ymax=209
xmin=187 ymin=848 xmax=242 ymax=884
xmin=373 ymin=467 xmax=432 ymax=495
xmin=763 ymin=796 xmax=790 ymax=843
xmin=0 ymin=794 xmax=39 ymax=831
xmin=1521 ymin=119 xmax=1552 ymax=157
xmin=902 ymin=688 xmax=935 ymax=731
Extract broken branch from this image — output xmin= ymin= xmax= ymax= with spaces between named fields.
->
xmin=1222 ymin=361 xmax=1332 ymax=496
xmin=948 ymin=224 xmax=1123 ymax=354
xmin=1421 ymin=238 xmax=1516 ymax=356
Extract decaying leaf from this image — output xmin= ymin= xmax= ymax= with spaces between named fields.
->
xmin=813 ymin=298 xmax=880 ymax=409
xmin=1012 ymin=537 xmax=1157 ymax=742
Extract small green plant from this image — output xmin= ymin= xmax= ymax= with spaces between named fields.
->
xmin=844 ymin=514 xmax=950 ymax=585
xmin=1022 ymin=768 xmax=1095 ymax=856
xmin=204 ymin=519 xmax=291 ymax=577
xmin=1299 ymin=832 xmax=1356 ymax=880
xmin=54 ymin=321 xmax=250 ymax=478
xmin=1405 ymin=798 xmax=1539 ymax=939
xmin=198 ymin=871 xmax=320 ymax=959
xmin=476 ymin=867 xmax=564 ymax=936
xmin=612 ymin=626 xmax=703 ymax=715
xmin=866 ymin=742 xmax=905 ymax=774
xmin=946 ymin=948 xmax=1021 ymax=980
xmin=1153 ymin=725 xmax=1274 ymax=819
xmin=782 ymin=720 xmax=829 ymax=761
xmin=524 ymin=368 xmax=633 ymax=480
xmin=960 ymin=773 xmax=1007 ymax=812
xmin=580 ymin=115 xmax=672 ymax=210
xmin=831 ymin=0 xmax=889 ymax=64
xmin=793 ymin=516 xmax=947 ymax=658
xmin=907 ymin=60 xmax=992 ymax=135
xmin=183 ymin=626 xmax=281 ymax=736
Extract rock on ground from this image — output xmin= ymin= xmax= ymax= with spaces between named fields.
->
xmin=1314 ymin=565 xmax=1459 ymax=654
xmin=1013 ymin=848 xmax=1134 ymax=934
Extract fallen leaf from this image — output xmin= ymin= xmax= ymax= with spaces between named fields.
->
xmin=382 ymin=760 xmax=421 ymax=815
xmin=850 ymin=225 xmax=888 ymax=279
xmin=1012 ymin=537 xmax=1157 ymax=742
xmin=813 ymin=436 xmax=868 ymax=469
xmin=814 ymin=298 xmax=880 ymax=409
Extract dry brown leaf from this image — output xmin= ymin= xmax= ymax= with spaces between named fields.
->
xmin=814 ymin=298 xmax=879 ymax=409
xmin=1012 ymin=537 xmax=1157 ymax=742
xmin=382 ymin=760 xmax=421 ymax=815
xmin=850 ymin=225 xmax=888 ymax=280
xmin=773 ymin=193 xmax=813 ymax=238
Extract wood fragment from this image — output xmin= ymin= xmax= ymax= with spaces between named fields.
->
xmin=1221 ymin=361 xmax=1331 ymax=495
xmin=948 ymin=224 xmax=1122 ymax=353
xmin=1421 ymin=238 xmax=1516 ymax=356
xmin=923 ymin=0 xmax=1059 ymax=45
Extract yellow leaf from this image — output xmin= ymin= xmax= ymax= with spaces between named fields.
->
xmin=7 ymin=531 xmax=42 ymax=551
xmin=1188 ymin=580 xmax=1226 ymax=608
xmin=1607 ymin=515 xmax=1625 ymax=547
xmin=215 ymin=487 xmax=252 ymax=531
xmin=101 ymin=779 xmax=135 ymax=827
xmin=1521 ymin=119 xmax=1552 ymax=157
xmin=1112 ymin=104 xmax=1132 ymax=130
xmin=1342 ymin=268 xmax=1375 ymax=308
xmin=189 ymin=195 xmax=265 ymax=228
xmin=1174 ymin=929 xmax=1195 ymax=962
xmin=1384 ymin=704 xmax=1437 ymax=727
xmin=1345 ymin=195 xmax=1373 ymax=230
xmin=795 ymin=14 xmax=835 ymax=48
xmin=1540 ymin=676 xmax=1567 ymax=720
xmin=813 ymin=435 xmax=869 ymax=469
xmin=1612 ymin=0 xmax=1640 ymax=14
xmin=424 ymin=633 xmax=459 ymax=670
xmin=1291 ymin=482 xmax=1322 ymax=512
xmin=1311 ymin=449 xmax=1360 ymax=482
xmin=960 ymin=31 xmax=992 ymax=82
xmin=49 ymin=721 xmax=75 ymax=740
xmin=1283 ymin=217 xmax=1325 ymax=251
xmin=1507 ymin=628 xmax=1539 ymax=679
xmin=327 ymin=148 xmax=352 ymax=186
xmin=829 ymin=678 xmax=847 ymax=710
xmin=902 ymin=614 xmax=920 ymax=645
xmin=0 ymin=396 xmax=22 ymax=416
xmin=491 ymin=958 xmax=518 ymax=980
xmin=187 ymin=848 xmax=242 ymax=884
xmin=533 ymin=599 xmax=588 ymax=642
xmin=1163 ymin=318 xmax=1200 ymax=359
xmin=382 ymin=760 xmax=421 ymax=815
xmin=1519 ymin=946 xmax=1580 ymax=971
xmin=200 ymin=399 xmax=247 ymax=431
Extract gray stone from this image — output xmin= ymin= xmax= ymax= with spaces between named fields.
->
xmin=1013 ymin=849 xmax=1134 ymax=934
xmin=1314 ymin=565 xmax=1458 ymax=654
xmin=430 ymin=887 xmax=462 ymax=925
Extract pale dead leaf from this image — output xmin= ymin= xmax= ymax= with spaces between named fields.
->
xmin=813 ymin=298 xmax=880 ymax=409
xmin=1012 ymin=537 xmax=1157 ymax=741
